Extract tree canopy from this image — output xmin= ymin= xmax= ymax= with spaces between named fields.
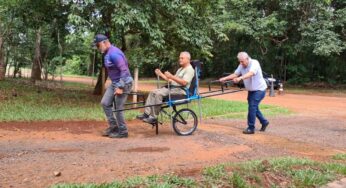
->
xmin=0 ymin=0 xmax=345 ymax=86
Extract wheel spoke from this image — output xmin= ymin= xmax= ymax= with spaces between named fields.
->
xmin=172 ymin=108 xmax=197 ymax=136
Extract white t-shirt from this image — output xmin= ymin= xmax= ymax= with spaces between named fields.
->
xmin=171 ymin=64 xmax=195 ymax=89
xmin=234 ymin=58 xmax=267 ymax=91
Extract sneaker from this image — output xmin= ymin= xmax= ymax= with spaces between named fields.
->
xmin=260 ymin=122 xmax=269 ymax=132
xmin=108 ymin=132 xmax=128 ymax=138
xmin=243 ymin=128 xmax=255 ymax=134
xmin=102 ymin=126 xmax=118 ymax=137
xmin=136 ymin=113 xmax=149 ymax=120
xmin=143 ymin=116 xmax=158 ymax=124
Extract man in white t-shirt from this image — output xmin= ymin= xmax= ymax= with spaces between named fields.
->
xmin=219 ymin=52 xmax=269 ymax=134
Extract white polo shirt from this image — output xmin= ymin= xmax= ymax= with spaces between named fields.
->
xmin=234 ymin=58 xmax=267 ymax=91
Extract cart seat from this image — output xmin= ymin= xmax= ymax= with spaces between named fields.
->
xmin=162 ymin=60 xmax=202 ymax=104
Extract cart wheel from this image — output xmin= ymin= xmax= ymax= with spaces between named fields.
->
xmin=172 ymin=108 xmax=198 ymax=136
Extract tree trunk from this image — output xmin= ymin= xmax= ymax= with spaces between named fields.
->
xmin=6 ymin=47 xmax=13 ymax=78
xmin=43 ymin=50 xmax=49 ymax=80
xmin=31 ymin=27 xmax=42 ymax=81
xmin=88 ymin=52 xmax=95 ymax=76
xmin=93 ymin=7 xmax=113 ymax=95
xmin=93 ymin=33 xmax=110 ymax=95
xmin=57 ymin=29 xmax=63 ymax=83
xmin=4 ymin=47 xmax=9 ymax=77
xmin=121 ymin=29 xmax=127 ymax=52
xmin=93 ymin=45 xmax=107 ymax=95
xmin=13 ymin=59 xmax=19 ymax=78
xmin=0 ymin=35 xmax=5 ymax=80
xmin=93 ymin=64 xmax=108 ymax=95
xmin=133 ymin=67 xmax=139 ymax=105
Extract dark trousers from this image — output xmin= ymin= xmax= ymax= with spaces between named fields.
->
xmin=247 ymin=90 xmax=268 ymax=130
xmin=101 ymin=83 xmax=132 ymax=133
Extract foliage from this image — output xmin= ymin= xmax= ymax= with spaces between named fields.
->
xmin=0 ymin=0 xmax=72 ymax=79
xmin=0 ymin=0 xmax=345 ymax=83
xmin=66 ymin=0 xmax=228 ymax=77
xmin=63 ymin=55 xmax=89 ymax=75
xmin=208 ymin=0 xmax=346 ymax=84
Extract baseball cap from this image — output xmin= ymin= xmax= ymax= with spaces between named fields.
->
xmin=93 ymin=34 xmax=108 ymax=47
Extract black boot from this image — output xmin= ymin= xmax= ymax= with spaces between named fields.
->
xmin=109 ymin=126 xmax=128 ymax=138
xmin=242 ymin=128 xmax=255 ymax=134
xmin=260 ymin=122 xmax=269 ymax=132
xmin=102 ymin=126 xmax=118 ymax=137
xmin=109 ymin=132 xmax=128 ymax=138
xmin=143 ymin=116 xmax=158 ymax=124
xmin=136 ymin=113 xmax=149 ymax=120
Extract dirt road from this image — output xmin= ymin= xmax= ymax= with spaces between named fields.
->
xmin=0 ymin=77 xmax=345 ymax=187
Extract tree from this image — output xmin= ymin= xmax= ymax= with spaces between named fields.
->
xmin=10 ymin=0 xmax=71 ymax=81
xmin=0 ymin=31 xmax=4 ymax=80
xmin=1 ymin=0 xmax=345 ymax=85
xmin=0 ymin=0 xmax=16 ymax=80
xmin=210 ymin=0 xmax=346 ymax=83
xmin=67 ymin=0 xmax=228 ymax=94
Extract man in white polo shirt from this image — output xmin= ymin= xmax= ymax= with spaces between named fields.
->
xmin=219 ymin=52 xmax=269 ymax=134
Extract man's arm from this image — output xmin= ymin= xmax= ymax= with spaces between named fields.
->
xmin=155 ymin=69 xmax=170 ymax=81
xmin=233 ymin=60 xmax=259 ymax=82
xmin=219 ymin=73 xmax=239 ymax=82
xmin=233 ymin=71 xmax=254 ymax=83
xmin=164 ymin=71 xmax=188 ymax=86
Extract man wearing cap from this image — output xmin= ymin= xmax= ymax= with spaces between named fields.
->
xmin=219 ymin=52 xmax=269 ymax=134
xmin=94 ymin=34 xmax=133 ymax=138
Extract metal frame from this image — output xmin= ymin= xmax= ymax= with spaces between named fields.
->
xmin=112 ymin=66 xmax=243 ymax=135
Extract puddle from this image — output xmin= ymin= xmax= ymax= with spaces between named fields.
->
xmin=43 ymin=148 xmax=82 ymax=153
xmin=120 ymin=147 xmax=170 ymax=153
xmin=0 ymin=153 xmax=8 ymax=159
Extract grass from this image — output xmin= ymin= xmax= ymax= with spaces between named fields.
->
xmin=62 ymin=81 xmax=95 ymax=89
xmin=139 ymin=79 xmax=167 ymax=84
xmin=0 ymin=78 xmax=289 ymax=122
xmin=200 ymin=156 xmax=346 ymax=187
xmin=332 ymin=153 xmax=346 ymax=161
xmin=61 ymin=73 xmax=97 ymax=79
xmin=52 ymin=174 xmax=197 ymax=188
xmin=51 ymin=156 xmax=346 ymax=188
xmin=192 ymin=98 xmax=290 ymax=119
xmin=0 ymin=79 xmax=137 ymax=121
xmin=284 ymin=85 xmax=346 ymax=97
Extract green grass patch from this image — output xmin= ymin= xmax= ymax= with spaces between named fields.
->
xmin=146 ymin=98 xmax=290 ymax=124
xmin=52 ymin=174 xmax=197 ymax=188
xmin=291 ymin=169 xmax=334 ymax=187
xmin=285 ymin=85 xmax=346 ymax=97
xmin=229 ymin=172 xmax=249 ymax=188
xmin=0 ymin=79 xmax=138 ymax=122
xmin=138 ymin=79 xmax=167 ymax=84
xmin=51 ymin=157 xmax=346 ymax=188
xmin=332 ymin=153 xmax=346 ymax=161
xmin=62 ymin=81 xmax=95 ymax=90
xmin=0 ymin=78 xmax=289 ymax=122
xmin=62 ymin=74 xmax=97 ymax=79
xmin=195 ymin=99 xmax=290 ymax=119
